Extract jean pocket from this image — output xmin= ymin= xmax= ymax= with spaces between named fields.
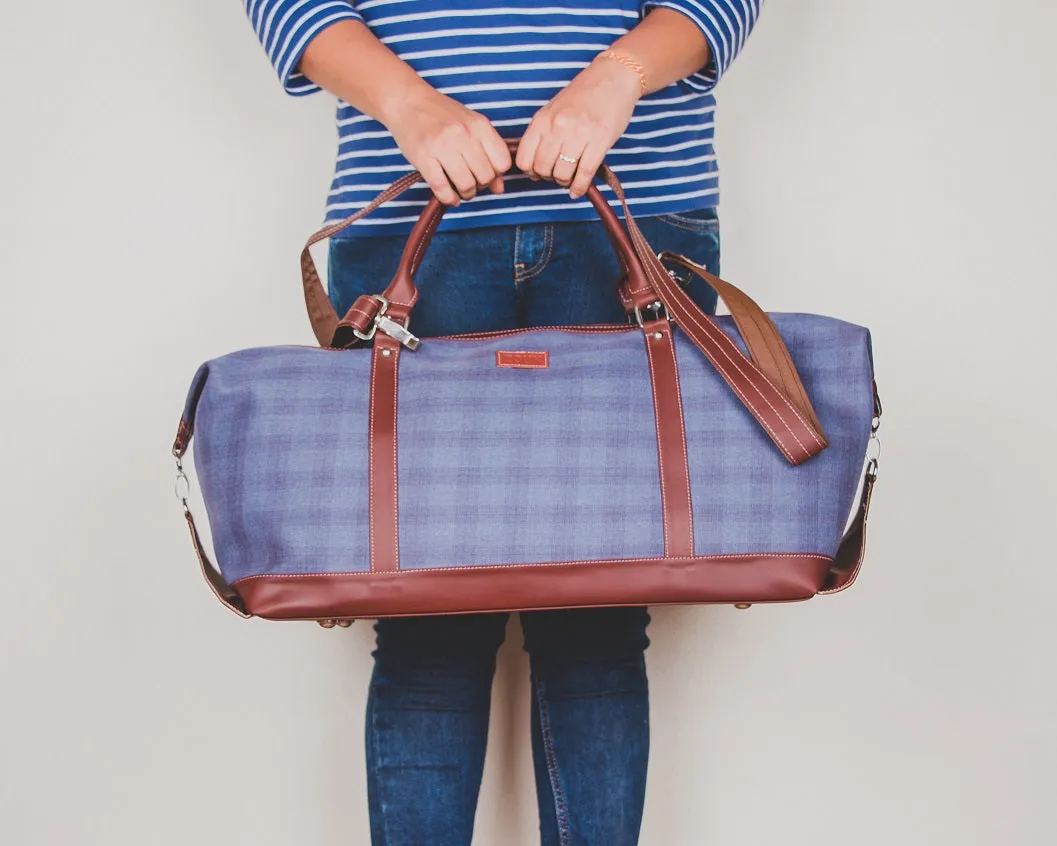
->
xmin=653 ymin=206 xmax=720 ymax=234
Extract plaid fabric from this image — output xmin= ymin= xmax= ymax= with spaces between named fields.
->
xmin=396 ymin=331 xmax=664 ymax=567
xmin=186 ymin=317 xmax=874 ymax=583
xmin=678 ymin=316 xmax=874 ymax=557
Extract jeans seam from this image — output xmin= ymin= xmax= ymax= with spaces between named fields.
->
xmin=534 ymin=676 xmax=571 ymax=846
xmin=516 ymin=224 xmax=554 ymax=284
xmin=368 ymin=690 xmax=391 ymax=846
xmin=513 ymin=224 xmax=523 ymax=288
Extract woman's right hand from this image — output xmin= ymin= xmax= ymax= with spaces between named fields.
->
xmin=382 ymin=84 xmax=512 ymax=207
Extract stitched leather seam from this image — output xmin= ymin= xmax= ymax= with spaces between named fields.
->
xmin=628 ymin=227 xmax=799 ymax=462
xmin=408 ymin=209 xmax=440 ymax=281
xmin=233 ymin=553 xmax=832 ymax=582
xmin=663 ymin=325 xmax=695 ymax=553
xmin=368 ymin=348 xmax=378 ymax=571
xmin=396 ymin=209 xmax=442 ymax=309
xmin=670 ymin=296 xmax=814 ymax=459
xmin=740 ymin=302 xmax=818 ymax=427
xmin=650 ymin=251 xmax=822 ymax=451
xmin=604 ymin=173 xmax=652 ymax=298
xmin=676 ymin=251 xmax=817 ymax=428
xmin=390 ymin=347 xmax=400 ymax=569
xmin=628 ymin=222 xmax=815 ymax=461
xmin=613 ymin=176 xmax=823 ymax=458
xmin=643 ymin=328 xmax=671 ymax=557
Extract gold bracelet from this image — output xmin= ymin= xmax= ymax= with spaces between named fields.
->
xmin=597 ymin=49 xmax=648 ymax=94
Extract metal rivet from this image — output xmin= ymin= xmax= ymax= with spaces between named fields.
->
xmin=336 ymin=619 xmax=353 ymax=628
xmin=734 ymin=603 xmax=752 ymax=610
xmin=381 ymin=349 xmax=391 ymax=357
xmin=318 ymin=619 xmax=336 ymax=628
xmin=653 ymin=332 xmax=663 ymax=340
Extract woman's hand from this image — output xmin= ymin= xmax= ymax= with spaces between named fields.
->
xmin=516 ymin=55 xmax=643 ymax=200
xmin=382 ymin=83 xmax=512 ymax=207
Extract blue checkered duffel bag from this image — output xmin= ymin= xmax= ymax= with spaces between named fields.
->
xmin=172 ymin=163 xmax=881 ymax=624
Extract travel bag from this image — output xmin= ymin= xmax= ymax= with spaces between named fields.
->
xmin=172 ymin=153 xmax=881 ymax=623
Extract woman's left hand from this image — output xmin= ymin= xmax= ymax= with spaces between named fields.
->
xmin=516 ymin=55 xmax=643 ymax=199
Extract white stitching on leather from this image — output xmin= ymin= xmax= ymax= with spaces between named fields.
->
xmin=667 ymin=292 xmax=814 ymax=460
xmin=666 ymin=298 xmax=806 ymax=462
xmin=616 ymin=187 xmax=822 ymax=459
xmin=651 ymin=246 xmax=822 ymax=453
xmin=347 ymin=305 xmax=374 ymax=321
xmin=643 ymin=328 xmax=671 ymax=557
xmin=626 ymin=221 xmax=812 ymax=461
xmin=390 ymin=346 xmax=400 ymax=569
xmin=368 ymin=348 xmax=378 ymax=571
xmin=663 ymin=325 xmax=695 ymax=553
xmin=234 ymin=552 xmax=831 ymax=581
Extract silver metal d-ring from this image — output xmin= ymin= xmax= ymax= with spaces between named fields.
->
xmin=634 ymin=301 xmax=667 ymax=328
xmin=864 ymin=436 xmax=881 ymax=479
xmin=866 ymin=435 xmax=881 ymax=464
xmin=174 ymin=472 xmax=190 ymax=502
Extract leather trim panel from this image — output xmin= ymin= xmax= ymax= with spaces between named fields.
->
xmin=234 ymin=554 xmax=831 ymax=620
xmin=369 ymin=335 xmax=402 ymax=572
xmin=641 ymin=321 xmax=694 ymax=557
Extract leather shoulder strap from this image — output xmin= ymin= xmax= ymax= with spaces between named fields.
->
xmin=658 ymin=252 xmax=825 ymax=433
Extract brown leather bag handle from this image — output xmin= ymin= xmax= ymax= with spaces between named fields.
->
xmin=300 ymin=140 xmax=655 ymax=348
xmin=299 ymin=138 xmax=829 ymax=464
xmin=371 ymin=193 xmax=822 ymax=434
xmin=372 ymin=140 xmax=657 ymax=324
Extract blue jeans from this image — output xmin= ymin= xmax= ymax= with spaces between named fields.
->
xmin=329 ymin=207 xmax=720 ymax=846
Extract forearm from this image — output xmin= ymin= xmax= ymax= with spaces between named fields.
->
xmin=294 ymin=19 xmax=511 ymax=205
xmin=296 ymin=19 xmax=430 ymax=127
xmin=603 ymin=7 xmax=711 ymax=96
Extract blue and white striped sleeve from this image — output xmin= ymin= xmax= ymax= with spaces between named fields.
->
xmin=641 ymin=0 xmax=763 ymax=93
xmin=244 ymin=0 xmax=364 ymax=96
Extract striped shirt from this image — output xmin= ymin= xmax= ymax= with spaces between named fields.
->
xmin=245 ymin=1 xmax=761 ymax=236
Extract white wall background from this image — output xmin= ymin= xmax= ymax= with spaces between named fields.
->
xmin=2 ymin=1 xmax=1054 ymax=843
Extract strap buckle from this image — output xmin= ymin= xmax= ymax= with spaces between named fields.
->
xmin=633 ymin=300 xmax=668 ymax=328
xmin=352 ymin=294 xmax=421 ymax=350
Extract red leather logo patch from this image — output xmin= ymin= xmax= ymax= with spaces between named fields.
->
xmin=496 ymin=350 xmax=549 ymax=369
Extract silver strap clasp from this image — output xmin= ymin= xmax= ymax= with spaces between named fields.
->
xmin=352 ymin=294 xmax=421 ymax=350
xmin=376 ymin=315 xmax=421 ymax=350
